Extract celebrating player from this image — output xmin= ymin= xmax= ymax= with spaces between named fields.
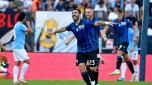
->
xmin=109 ymin=9 xmax=137 ymax=80
xmin=64 ymin=7 xmax=105 ymax=85
xmin=117 ymin=10 xmax=139 ymax=81
xmin=50 ymin=8 xmax=111 ymax=85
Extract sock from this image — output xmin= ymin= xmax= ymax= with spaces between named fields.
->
xmin=121 ymin=62 xmax=126 ymax=78
xmin=19 ymin=63 xmax=29 ymax=80
xmin=13 ymin=65 xmax=19 ymax=81
xmin=126 ymin=60 xmax=135 ymax=74
xmin=81 ymin=71 xmax=91 ymax=85
xmin=88 ymin=70 xmax=94 ymax=81
xmin=116 ymin=56 xmax=122 ymax=69
xmin=94 ymin=69 xmax=99 ymax=84
xmin=134 ymin=64 xmax=139 ymax=77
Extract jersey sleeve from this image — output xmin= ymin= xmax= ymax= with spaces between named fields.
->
xmin=21 ymin=24 xmax=27 ymax=31
xmin=99 ymin=26 xmax=104 ymax=30
xmin=65 ymin=23 xmax=73 ymax=31
xmin=95 ymin=18 xmax=104 ymax=30
xmin=85 ymin=20 xmax=95 ymax=27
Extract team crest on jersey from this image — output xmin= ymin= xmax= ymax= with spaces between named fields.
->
xmin=121 ymin=22 xmax=126 ymax=26
xmin=76 ymin=24 xmax=85 ymax=31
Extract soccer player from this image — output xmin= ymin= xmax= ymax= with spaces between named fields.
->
xmin=12 ymin=12 xmax=33 ymax=84
xmin=117 ymin=10 xmax=139 ymax=81
xmin=64 ymin=7 xmax=106 ymax=85
xmin=50 ymin=8 xmax=111 ymax=85
xmin=109 ymin=9 xmax=137 ymax=80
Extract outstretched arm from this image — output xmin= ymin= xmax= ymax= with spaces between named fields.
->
xmin=64 ymin=34 xmax=75 ymax=45
xmin=94 ymin=21 xmax=113 ymax=27
xmin=50 ymin=27 xmax=67 ymax=35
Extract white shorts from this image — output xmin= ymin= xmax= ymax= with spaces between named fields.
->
xmin=128 ymin=51 xmax=138 ymax=60
xmin=13 ymin=49 xmax=29 ymax=61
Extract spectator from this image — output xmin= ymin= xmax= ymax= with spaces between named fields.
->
xmin=5 ymin=1 xmax=15 ymax=13
xmin=32 ymin=0 xmax=43 ymax=12
xmin=74 ymin=0 xmax=82 ymax=5
xmin=14 ymin=0 xmax=24 ymax=11
xmin=79 ymin=0 xmax=90 ymax=12
xmin=125 ymin=0 xmax=139 ymax=20
xmin=108 ymin=7 xmax=118 ymax=21
xmin=44 ymin=0 xmax=54 ymax=11
xmin=110 ymin=0 xmax=124 ymax=10
xmin=64 ymin=0 xmax=77 ymax=11
xmin=23 ymin=0 xmax=33 ymax=12
xmin=55 ymin=0 xmax=65 ymax=11
xmin=0 ymin=0 xmax=9 ymax=12
xmin=94 ymin=0 xmax=107 ymax=12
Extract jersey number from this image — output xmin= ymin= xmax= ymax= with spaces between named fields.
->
xmin=88 ymin=60 xmax=95 ymax=66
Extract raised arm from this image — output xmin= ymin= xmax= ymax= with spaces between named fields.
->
xmin=26 ymin=21 xmax=33 ymax=33
xmin=64 ymin=34 xmax=75 ymax=45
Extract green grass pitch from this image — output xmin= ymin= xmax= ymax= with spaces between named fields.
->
xmin=0 ymin=79 xmax=152 ymax=85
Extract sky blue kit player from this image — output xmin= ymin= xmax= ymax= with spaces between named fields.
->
xmin=12 ymin=12 xmax=32 ymax=84
xmin=13 ymin=22 xmax=27 ymax=49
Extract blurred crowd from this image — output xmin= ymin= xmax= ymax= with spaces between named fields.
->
xmin=0 ymin=0 xmax=144 ymax=28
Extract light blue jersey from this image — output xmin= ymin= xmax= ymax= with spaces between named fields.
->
xmin=127 ymin=27 xmax=139 ymax=52
xmin=13 ymin=22 xmax=27 ymax=49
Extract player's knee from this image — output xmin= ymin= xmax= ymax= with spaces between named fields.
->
xmin=78 ymin=63 xmax=86 ymax=72
xmin=133 ymin=60 xmax=138 ymax=65
xmin=15 ymin=61 xmax=21 ymax=66
xmin=89 ymin=67 xmax=97 ymax=72
xmin=23 ymin=59 xmax=30 ymax=64
xmin=117 ymin=51 xmax=123 ymax=56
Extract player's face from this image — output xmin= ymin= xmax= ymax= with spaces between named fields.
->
xmin=85 ymin=8 xmax=94 ymax=19
xmin=72 ymin=10 xmax=80 ymax=22
xmin=117 ymin=12 xmax=124 ymax=20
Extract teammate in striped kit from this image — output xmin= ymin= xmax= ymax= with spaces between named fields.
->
xmin=50 ymin=8 xmax=111 ymax=85
xmin=117 ymin=10 xmax=139 ymax=81
xmin=109 ymin=9 xmax=137 ymax=80
xmin=64 ymin=7 xmax=105 ymax=85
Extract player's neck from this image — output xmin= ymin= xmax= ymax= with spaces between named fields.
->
xmin=75 ymin=19 xmax=81 ymax=25
xmin=118 ymin=19 xmax=123 ymax=22
xmin=88 ymin=16 xmax=93 ymax=20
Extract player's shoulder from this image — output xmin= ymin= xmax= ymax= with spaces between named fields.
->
xmin=93 ymin=17 xmax=100 ymax=21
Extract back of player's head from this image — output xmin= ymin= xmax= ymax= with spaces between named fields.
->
xmin=17 ymin=12 xmax=26 ymax=21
